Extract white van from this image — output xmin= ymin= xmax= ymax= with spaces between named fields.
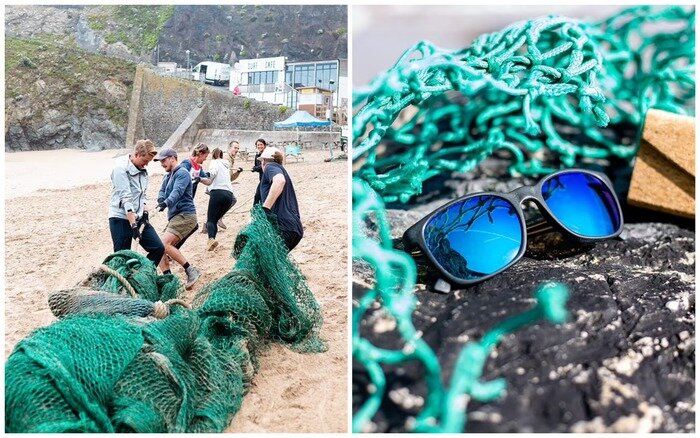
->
xmin=191 ymin=62 xmax=231 ymax=86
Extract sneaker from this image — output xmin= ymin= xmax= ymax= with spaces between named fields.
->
xmin=217 ymin=219 xmax=227 ymax=230
xmin=200 ymin=224 xmax=207 ymax=234
xmin=184 ymin=266 xmax=201 ymax=289
xmin=207 ymin=238 xmax=219 ymax=251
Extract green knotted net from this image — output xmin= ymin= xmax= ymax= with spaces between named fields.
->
xmin=352 ymin=6 xmax=694 ymax=433
xmin=5 ymin=205 xmax=326 ymax=433
xmin=353 ymin=6 xmax=694 ymax=203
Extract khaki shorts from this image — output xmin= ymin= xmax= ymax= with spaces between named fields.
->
xmin=164 ymin=213 xmax=198 ymax=241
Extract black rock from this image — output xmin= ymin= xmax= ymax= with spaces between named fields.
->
xmin=353 ymin=162 xmax=695 ymax=433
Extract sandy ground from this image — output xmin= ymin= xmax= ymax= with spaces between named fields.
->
xmin=4 ymin=148 xmax=348 ymax=433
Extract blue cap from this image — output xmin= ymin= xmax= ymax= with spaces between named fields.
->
xmin=154 ymin=147 xmax=177 ymax=161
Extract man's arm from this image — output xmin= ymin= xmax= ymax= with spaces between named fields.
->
xmin=157 ymin=174 xmax=168 ymax=204
xmin=198 ymin=167 xmax=212 ymax=186
xmin=164 ymin=170 xmax=189 ymax=207
xmin=112 ymin=167 xmax=136 ymax=225
xmin=228 ymin=156 xmax=242 ymax=181
xmin=262 ymin=174 xmax=286 ymax=209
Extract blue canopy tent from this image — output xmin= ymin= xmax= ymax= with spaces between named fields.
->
xmin=273 ymin=110 xmax=331 ymax=128
xmin=273 ymin=110 xmax=333 ymax=152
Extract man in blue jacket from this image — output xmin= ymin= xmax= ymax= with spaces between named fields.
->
xmin=154 ymin=147 xmax=202 ymax=289
xmin=108 ymin=139 xmax=165 ymax=265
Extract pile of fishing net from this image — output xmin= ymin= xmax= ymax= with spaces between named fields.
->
xmin=353 ymin=6 xmax=695 ymax=203
xmin=5 ymin=206 xmax=326 ymax=433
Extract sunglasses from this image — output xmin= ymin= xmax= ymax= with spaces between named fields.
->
xmin=402 ymin=169 xmax=623 ymax=292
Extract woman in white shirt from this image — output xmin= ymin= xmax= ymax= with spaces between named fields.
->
xmin=205 ymin=147 xmax=236 ymax=250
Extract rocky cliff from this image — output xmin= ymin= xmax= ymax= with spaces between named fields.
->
xmin=5 ymin=5 xmax=347 ymax=151
xmin=5 ymin=36 xmax=135 ymax=151
xmin=156 ymin=5 xmax=348 ymax=65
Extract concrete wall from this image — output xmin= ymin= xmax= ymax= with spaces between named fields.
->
xmin=162 ymin=105 xmax=206 ymax=151
xmin=194 ymin=129 xmax=341 ymax=154
xmin=127 ymin=66 xmax=289 ymax=148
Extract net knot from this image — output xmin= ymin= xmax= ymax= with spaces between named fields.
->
xmin=152 ymin=299 xmax=191 ymax=319
xmin=557 ymin=68 xmax=572 ymax=83
xmin=152 ymin=301 xmax=170 ymax=319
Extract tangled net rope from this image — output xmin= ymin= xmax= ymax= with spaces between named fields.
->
xmin=353 ymin=6 xmax=695 ymax=203
xmin=352 ymin=6 xmax=694 ymax=433
xmin=5 ymin=205 xmax=326 ymax=433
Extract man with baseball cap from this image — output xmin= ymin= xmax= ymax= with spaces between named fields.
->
xmin=259 ymin=146 xmax=304 ymax=251
xmin=154 ymin=147 xmax=202 ymax=289
xmin=108 ymin=139 xmax=165 ymax=265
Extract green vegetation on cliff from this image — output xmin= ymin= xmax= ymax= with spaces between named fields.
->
xmin=87 ymin=5 xmax=175 ymax=53
xmin=6 ymin=36 xmax=136 ymax=126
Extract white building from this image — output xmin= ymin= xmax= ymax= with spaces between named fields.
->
xmin=231 ymin=56 xmax=288 ymax=105
xmin=230 ymin=56 xmax=348 ymax=123
xmin=156 ymin=62 xmax=178 ymax=73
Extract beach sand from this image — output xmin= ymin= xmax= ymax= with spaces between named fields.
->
xmin=4 ymin=148 xmax=348 ymax=433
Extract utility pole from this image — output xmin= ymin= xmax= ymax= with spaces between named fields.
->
xmin=329 ymin=80 xmax=335 ymax=124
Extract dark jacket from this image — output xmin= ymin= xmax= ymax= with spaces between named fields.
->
xmin=252 ymin=151 xmax=264 ymax=181
xmin=158 ymin=164 xmax=196 ymax=220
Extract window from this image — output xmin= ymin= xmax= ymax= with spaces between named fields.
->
xmin=247 ymin=70 xmax=278 ymax=85
xmin=314 ymin=62 xmax=338 ymax=91
xmin=293 ymin=64 xmax=314 ymax=88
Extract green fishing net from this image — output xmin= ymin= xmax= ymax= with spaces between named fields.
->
xmin=353 ymin=6 xmax=695 ymax=203
xmin=352 ymin=6 xmax=695 ymax=433
xmin=5 ymin=205 xmax=326 ymax=433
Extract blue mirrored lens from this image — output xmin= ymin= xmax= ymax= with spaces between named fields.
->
xmin=423 ymin=195 xmax=523 ymax=280
xmin=542 ymin=172 xmax=621 ymax=237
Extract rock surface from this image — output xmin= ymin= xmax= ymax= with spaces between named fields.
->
xmin=352 ymin=162 xmax=695 ymax=433
xmin=5 ymin=36 xmax=135 ymax=152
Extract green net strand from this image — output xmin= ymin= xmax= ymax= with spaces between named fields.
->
xmin=430 ymin=283 xmax=570 ymax=433
xmin=232 ymin=205 xmax=327 ymax=353
xmin=5 ymin=205 xmax=326 ymax=432
xmin=81 ymin=249 xmax=184 ymax=302
xmin=352 ymin=178 xmax=444 ymax=432
xmin=352 ymin=184 xmax=571 ymax=431
xmin=353 ymin=6 xmax=695 ymax=204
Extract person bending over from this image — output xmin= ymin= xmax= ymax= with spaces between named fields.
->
xmin=259 ymin=146 xmax=304 ymax=251
xmin=154 ymin=147 xmax=202 ymax=289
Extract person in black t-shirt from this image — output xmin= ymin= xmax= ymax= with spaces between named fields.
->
xmin=258 ymin=146 xmax=304 ymax=251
